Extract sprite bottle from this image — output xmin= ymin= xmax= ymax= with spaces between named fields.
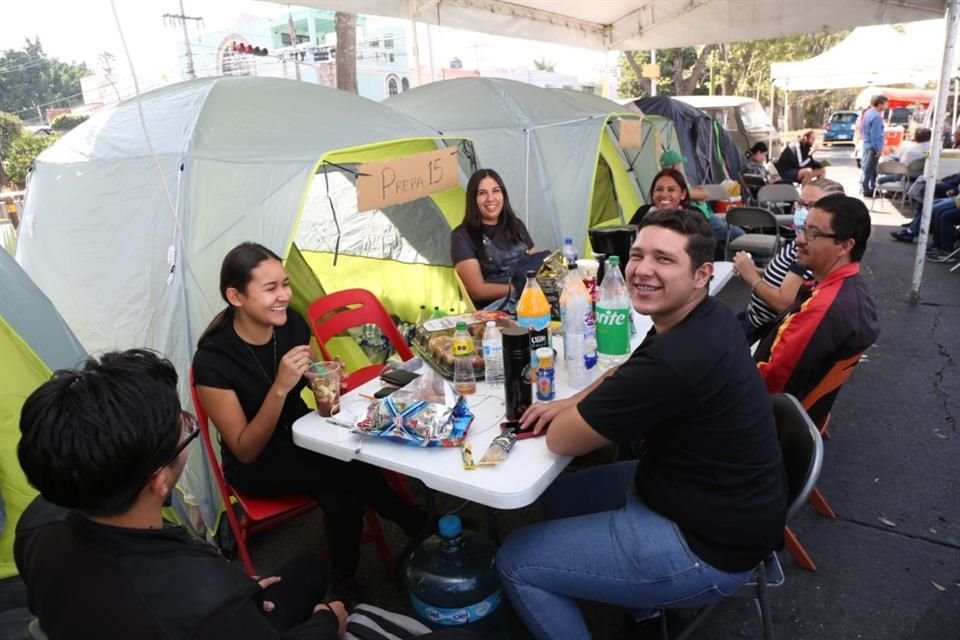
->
xmin=595 ymin=255 xmax=631 ymax=368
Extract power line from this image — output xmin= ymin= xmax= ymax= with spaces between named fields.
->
xmin=0 ymin=58 xmax=50 ymax=76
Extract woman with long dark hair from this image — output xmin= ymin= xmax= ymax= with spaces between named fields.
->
xmin=450 ymin=169 xmax=536 ymax=310
xmin=630 ymin=168 xmax=743 ymax=259
xmin=193 ymin=242 xmax=426 ymax=600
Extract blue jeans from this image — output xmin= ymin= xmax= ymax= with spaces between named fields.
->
xmin=496 ymin=461 xmax=752 ymax=640
xmin=709 ymin=215 xmax=744 ymax=259
xmin=907 ymin=197 xmax=955 ymax=237
xmin=861 ymin=148 xmax=879 ymax=194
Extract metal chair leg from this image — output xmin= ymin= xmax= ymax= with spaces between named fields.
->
xmin=755 ymin=561 xmax=776 ymax=640
xmin=784 ymin=526 xmax=817 ymax=571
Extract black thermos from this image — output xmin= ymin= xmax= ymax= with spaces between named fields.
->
xmin=593 ymin=253 xmax=607 ymax=287
xmin=501 ymin=327 xmax=532 ymax=421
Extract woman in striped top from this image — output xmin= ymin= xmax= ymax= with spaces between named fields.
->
xmin=733 ymin=178 xmax=845 ymax=343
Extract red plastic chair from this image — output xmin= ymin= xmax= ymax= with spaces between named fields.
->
xmin=189 ymin=368 xmax=396 ymax=576
xmin=783 ymin=352 xmax=864 ymax=572
xmin=307 ymin=288 xmax=414 ymax=392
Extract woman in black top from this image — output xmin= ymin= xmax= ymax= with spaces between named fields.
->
xmin=629 ymin=168 xmax=700 ymax=225
xmin=450 ymin=169 xmax=536 ymax=310
xmin=193 ymin=242 xmax=425 ymax=593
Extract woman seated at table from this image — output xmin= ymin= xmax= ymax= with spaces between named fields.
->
xmin=451 ymin=169 xmax=537 ymax=312
xmin=193 ymin=242 xmax=426 ymax=599
xmin=629 ymin=168 xmax=742 ymax=260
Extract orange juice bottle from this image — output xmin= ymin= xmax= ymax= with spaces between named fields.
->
xmin=516 ymin=271 xmax=551 ymax=369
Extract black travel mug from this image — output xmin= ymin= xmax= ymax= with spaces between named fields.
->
xmin=501 ymin=327 xmax=532 ymax=421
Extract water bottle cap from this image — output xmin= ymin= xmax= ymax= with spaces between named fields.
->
xmin=486 ymin=320 xmax=495 ymax=327
xmin=456 ymin=321 xmax=467 ymax=330
xmin=608 ymin=255 xmax=620 ymax=265
xmin=525 ymin=270 xmax=536 ymax=278
xmin=438 ymin=514 xmax=462 ymax=538
xmin=564 ymin=236 xmax=573 ymax=243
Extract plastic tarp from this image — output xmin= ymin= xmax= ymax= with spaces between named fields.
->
xmin=386 ymin=78 xmax=678 ymax=252
xmin=772 ymin=20 xmax=949 ymax=91
xmin=627 ymin=96 xmax=743 ymax=187
xmin=0 ymin=250 xmax=86 ymax=578
xmin=15 ymin=76 xmax=469 ymax=533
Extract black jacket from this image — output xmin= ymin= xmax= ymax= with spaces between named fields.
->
xmin=14 ymin=497 xmax=339 ymax=640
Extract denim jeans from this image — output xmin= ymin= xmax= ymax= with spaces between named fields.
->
xmin=496 ymin=461 xmax=753 ymax=640
xmin=907 ymin=197 xmax=956 ymax=238
xmin=861 ymin=148 xmax=880 ymax=194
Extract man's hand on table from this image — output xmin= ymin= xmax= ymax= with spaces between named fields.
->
xmin=520 ymin=398 xmax=577 ymax=435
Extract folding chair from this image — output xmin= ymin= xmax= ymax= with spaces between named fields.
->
xmin=757 ymin=183 xmax=800 ymax=227
xmin=724 ymin=207 xmax=781 ymax=261
xmin=189 ymin=368 xmax=397 ymax=577
xmin=904 ymin=157 xmax=926 ymax=200
xmin=660 ymin=394 xmax=823 ymax=640
xmin=778 ymin=352 xmax=865 ymax=572
xmin=697 ymin=184 xmax=731 ymax=203
xmin=307 ymin=288 xmax=415 ymax=391
xmin=871 ymin=161 xmax=909 ymax=210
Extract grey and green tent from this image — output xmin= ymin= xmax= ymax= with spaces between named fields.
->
xmin=386 ymin=78 xmax=679 ymax=254
xmin=16 ymin=76 xmax=474 ymax=533
xmin=0 ymin=249 xmax=86 ymax=578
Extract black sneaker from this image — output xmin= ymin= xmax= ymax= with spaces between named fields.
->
xmin=890 ymin=230 xmax=915 ymax=243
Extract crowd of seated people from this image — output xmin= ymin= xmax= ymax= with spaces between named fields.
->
xmin=13 ymin=160 xmax=881 ymax=640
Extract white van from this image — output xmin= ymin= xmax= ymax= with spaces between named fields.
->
xmin=674 ymin=95 xmax=782 ymax=157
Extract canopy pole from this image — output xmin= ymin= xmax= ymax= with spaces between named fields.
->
xmin=953 ymin=77 xmax=959 ymax=133
xmin=910 ymin=0 xmax=960 ymax=304
xmin=409 ymin=0 xmax=422 ymax=86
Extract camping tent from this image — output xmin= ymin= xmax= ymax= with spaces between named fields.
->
xmin=0 ymin=249 xmax=86 ymax=578
xmin=624 ymin=96 xmax=743 ymax=187
xmin=386 ymin=78 xmax=679 ymax=253
xmin=15 ymin=76 xmax=473 ymax=532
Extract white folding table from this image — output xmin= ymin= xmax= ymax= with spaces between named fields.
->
xmin=292 ymin=261 xmax=735 ymax=510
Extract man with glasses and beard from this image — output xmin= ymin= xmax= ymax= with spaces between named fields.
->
xmin=755 ymin=195 xmax=879 ymax=425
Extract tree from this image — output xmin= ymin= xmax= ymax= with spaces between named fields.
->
xmin=335 ymin=13 xmax=357 ymax=93
xmin=618 ymin=46 xmax=716 ymax=98
xmin=532 ymin=58 xmax=556 ymax=72
xmin=2 ymin=132 xmax=57 ymax=189
xmin=51 ymin=113 xmax=89 ymax=132
xmin=0 ymin=38 xmax=89 ymax=122
xmin=0 ymin=112 xmax=25 ymax=188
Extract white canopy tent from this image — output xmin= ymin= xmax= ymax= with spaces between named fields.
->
xmin=771 ymin=20 xmax=948 ymax=91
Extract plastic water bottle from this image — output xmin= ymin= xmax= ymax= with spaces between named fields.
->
xmin=481 ymin=321 xmax=505 ymax=386
xmin=452 ymin=321 xmax=476 ymax=395
xmin=416 ymin=305 xmax=429 ymax=324
xmin=404 ymin=515 xmax=509 ymax=638
xmin=562 ymin=236 xmax=578 ymax=265
xmin=596 ymin=255 xmax=631 ymax=368
xmin=430 ymin=306 xmax=444 ymax=319
xmin=559 ymin=265 xmax=590 ymax=388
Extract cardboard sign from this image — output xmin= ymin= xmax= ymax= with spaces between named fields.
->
xmin=619 ymin=119 xmax=643 ymax=149
xmin=641 ymin=63 xmax=660 ymax=79
xmin=356 ymin=147 xmax=459 ymax=212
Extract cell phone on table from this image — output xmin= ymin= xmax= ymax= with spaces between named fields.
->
xmin=374 ymin=385 xmax=400 ymax=399
xmin=379 ymin=368 xmax=420 ymax=388
xmin=501 ymin=420 xmax=546 ymax=440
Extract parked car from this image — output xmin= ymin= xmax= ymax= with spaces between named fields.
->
xmin=673 ymin=95 xmax=782 ymax=157
xmin=823 ymin=110 xmax=858 ymax=145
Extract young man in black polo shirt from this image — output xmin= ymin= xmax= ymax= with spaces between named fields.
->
xmin=497 ymin=209 xmax=788 ymax=640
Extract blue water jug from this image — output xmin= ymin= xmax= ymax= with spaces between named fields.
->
xmin=404 ymin=515 xmax=509 ymax=638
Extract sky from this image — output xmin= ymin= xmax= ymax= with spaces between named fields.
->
xmin=4 ymin=0 xmax=616 ymax=85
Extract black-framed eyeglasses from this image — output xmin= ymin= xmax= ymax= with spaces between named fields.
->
xmin=796 ymin=225 xmax=838 ymax=241
xmin=156 ymin=411 xmax=200 ymax=471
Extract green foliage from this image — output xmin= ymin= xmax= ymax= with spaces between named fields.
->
xmin=51 ymin=113 xmax=89 ymax=132
xmin=0 ymin=112 xmax=25 ymax=187
xmin=533 ymin=58 xmax=556 ymax=72
xmin=0 ymin=37 xmax=89 ymax=121
xmin=619 ymin=30 xmax=852 ymax=125
xmin=2 ymin=132 xmax=58 ymax=188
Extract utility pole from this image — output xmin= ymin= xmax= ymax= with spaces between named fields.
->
xmin=288 ymin=11 xmax=301 ymax=81
xmin=163 ymin=0 xmax=203 ymax=80
xmin=650 ymin=50 xmax=657 ymax=97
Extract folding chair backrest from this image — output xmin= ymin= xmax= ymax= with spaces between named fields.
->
xmin=801 ymin=351 xmax=864 ymax=427
xmin=307 ymin=288 xmax=414 ymax=363
xmin=877 ymin=161 xmax=907 ymax=176
xmin=773 ymin=393 xmax=824 ymax=522
xmin=188 ymin=368 xmax=235 ymax=512
xmin=725 ymin=206 xmax=779 ymax=230
xmin=906 ymin=157 xmax=926 ymax=179
xmin=758 ymin=183 xmax=800 ymax=204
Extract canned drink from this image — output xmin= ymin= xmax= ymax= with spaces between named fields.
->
xmin=535 ymin=347 xmax=555 ymax=401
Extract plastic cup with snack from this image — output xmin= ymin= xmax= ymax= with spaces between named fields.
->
xmin=305 ymin=361 xmax=342 ymax=417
